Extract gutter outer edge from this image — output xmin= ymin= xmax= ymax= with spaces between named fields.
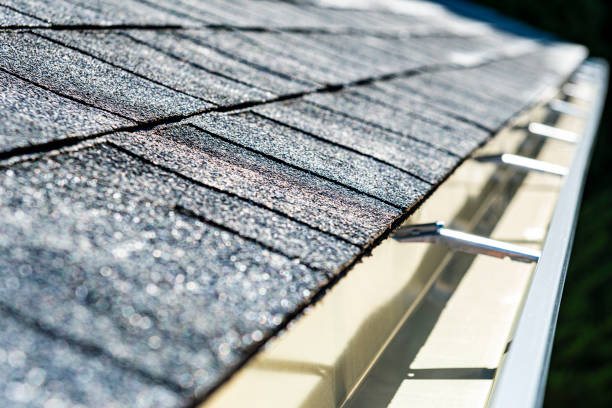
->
xmin=488 ymin=58 xmax=609 ymax=408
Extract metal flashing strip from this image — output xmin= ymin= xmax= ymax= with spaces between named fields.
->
xmin=473 ymin=153 xmax=569 ymax=176
xmin=394 ymin=221 xmax=540 ymax=263
xmin=488 ymin=58 xmax=609 ymax=408
xmin=528 ymin=122 xmax=580 ymax=143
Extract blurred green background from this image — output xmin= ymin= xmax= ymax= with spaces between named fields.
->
xmin=469 ymin=1 xmax=612 ymax=406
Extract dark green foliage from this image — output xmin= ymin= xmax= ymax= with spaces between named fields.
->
xmin=471 ymin=0 xmax=612 ymax=406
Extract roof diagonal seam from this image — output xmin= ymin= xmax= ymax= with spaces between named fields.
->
xmin=120 ymin=30 xmax=277 ymax=95
xmin=3 ymin=23 xmax=186 ymax=31
xmin=106 ymin=140 xmax=361 ymax=247
xmin=130 ymin=0 xmax=213 ymax=26
xmin=251 ymin=110 xmax=434 ymax=185
xmin=0 ymin=301 xmax=187 ymax=395
xmin=173 ymin=205 xmax=327 ymax=273
xmin=352 ymin=88 xmax=496 ymax=133
xmin=0 ymin=3 xmax=49 ymax=24
xmin=0 ymin=66 xmax=134 ymax=121
xmin=32 ymin=31 xmax=219 ymax=107
xmin=175 ymin=31 xmax=315 ymax=87
xmin=303 ymin=99 xmax=462 ymax=157
xmin=187 ymin=123 xmax=405 ymax=209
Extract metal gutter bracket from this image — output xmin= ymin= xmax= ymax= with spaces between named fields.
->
xmin=393 ymin=221 xmax=540 ymax=263
xmin=562 ymin=83 xmax=593 ymax=101
xmin=549 ymin=99 xmax=588 ymax=117
xmin=528 ymin=122 xmax=580 ymax=143
xmin=473 ymin=154 xmax=569 ymax=176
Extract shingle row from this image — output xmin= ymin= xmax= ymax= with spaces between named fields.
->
xmin=1 ymin=0 xmax=509 ymax=34
xmin=0 ymin=32 xmax=206 ymax=122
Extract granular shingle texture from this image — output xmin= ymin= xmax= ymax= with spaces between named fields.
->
xmin=0 ymin=145 xmax=332 ymax=398
xmin=0 ymin=32 xmax=207 ymax=122
xmin=252 ymin=100 xmax=458 ymax=184
xmin=123 ymin=30 xmax=309 ymax=94
xmin=304 ymin=89 xmax=487 ymax=156
xmin=189 ymin=111 xmax=431 ymax=207
xmin=0 ymin=69 xmax=132 ymax=152
xmin=110 ymin=124 xmax=400 ymax=245
xmin=0 ymin=4 xmax=47 ymax=27
xmin=0 ymin=309 xmax=185 ymax=408
xmin=40 ymin=30 xmax=274 ymax=105
xmin=0 ymin=0 xmax=588 ymax=406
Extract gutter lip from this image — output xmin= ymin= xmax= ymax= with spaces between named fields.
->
xmin=488 ymin=58 xmax=609 ymax=408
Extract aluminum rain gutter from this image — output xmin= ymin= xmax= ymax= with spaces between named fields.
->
xmin=488 ymin=58 xmax=609 ymax=408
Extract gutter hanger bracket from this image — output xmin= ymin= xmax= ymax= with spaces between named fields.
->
xmin=528 ymin=122 xmax=580 ymax=143
xmin=562 ymin=82 xmax=593 ymax=101
xmin=549 ymin=99 xmax=588 ymax=117
xmin=393 ymin=221 xmax=540 ymax=263
xmin=473 ymin=153 xmax=569 ymax=176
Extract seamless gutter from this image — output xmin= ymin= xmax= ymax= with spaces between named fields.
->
xmin=488 ymin=58 xmax=609 ymax=408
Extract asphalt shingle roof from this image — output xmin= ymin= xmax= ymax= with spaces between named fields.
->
xmin=0 ymin=0 xmax=587 ymax=406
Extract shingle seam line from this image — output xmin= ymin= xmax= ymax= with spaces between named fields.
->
xmin=106 ymin=141 xmax=362 ymax=247
xmin=0 ymin=4 xmax=49 ymax=24
xmin=247 ymin=31 xmax=389 ymax=78
xmin=0 ymin=25 xmax=182 ymax=31
xmin=394 ymin=79 xmax=521 ymax=116
xmin=119 ymin=30 xmax=278 ymax=95
xmin=183 ymin=142 xmax=470 ymax=408
xmin=173 ymin=31 xmax=315 ymax=87
xmin=187 ymin=123 xmax=405 ymax=209
xmin=31 ymin=31 xmax=221 ymax=106
xmin=250 ymin=110 xmax=435 ymax=184
xmin=0 ymin=50 xmax=531 ymax=165
xmin=112 ymin=0 xmax=480 ymax=38
xmin=303 ymin=99 xmax=462 ymax=157
xmin=0 ymin=66 xmax=135 ymax=122
xmin=0 ymin=301 xmax=187 ymax=395
xmin=351 ymin=88 xmax=495 ymax=133
xmin=0 ymin=23 xmax=482 ymax=40
xmin=173 ymin=205 xmax=326 ymax=272
xmin=349 ymin=90 xmax=481 ymax=135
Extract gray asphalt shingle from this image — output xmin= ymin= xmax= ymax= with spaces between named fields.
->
xmin=252 ymin=100 xmax=459 ymax=184
xmin=0 ymin=310 xmax=184 ymax=408
xmin=0 ymin=5 xmax=46 ymax=26
xmin=181 ymin=30 xmax=343 ymax=85
xmin=0 ymin=70 xmax=131 ymax=152
xmin=190 ymin=111 xmax=431 ymax=208
xmin=133 ymin=0 xmax=251 ymax=26
xmin=66 ymin=0 xmax=197 ymax=26
xmin=364 ymin=78 xmax=515 ymax=131
xmin=285 ymin=33 xmax=423 ymax=75
xmin=40 ymin=30 xmax=273 ymax=105
xmin=241 ymin=32 xmax=386 ymax=81
xmin=111 ymin=124 xmax=401 ymax=245
xmin=1 ymin=0 xmax=193 ymax=26
xmin=123 ymin=30 xmax=310 ymax=94
xmin=1 ymin=0 xmax=102 ymax=25
xmin=305 ymin=90 xmax=485 ymax=156
xmin=138 ymin=0 xmax=366 ymax=30
xmin=352 ymin=84 xmax=497 ymax=131
xmin=0 ymin=31 xmax=206 ymax=122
